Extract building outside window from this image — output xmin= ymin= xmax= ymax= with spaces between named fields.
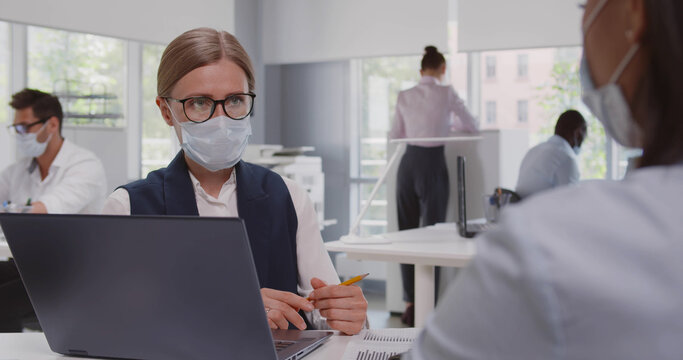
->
xmin=478 ymin=47 xmax=608 ymax=180
xmin=27 ymin=26 xmax=125 ymax=128
xmin=517 ymin=100 xmax=528 ymax=123
xmin=517 ymin=54 xmax=529 ymax=79
xmin=486 ymin=100 xmax=497 ymax=124
xmin=485 ymin=55 xmax=496 ymax=79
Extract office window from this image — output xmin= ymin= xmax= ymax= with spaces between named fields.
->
xmin=517 ymin=54 xmax=529 ymax=78
xmin=351 ymin=56 xmax=421 ymax=236
xmin=486 ymin=101 xmax=497 ymax=124
xmin=485 ymin=55 xmax=496 ymax=79
xmin=0 ymin=22 xmax=10 ymax=172
xmin=0 ymin=22 xmax=9 ymax=125
xmin=517 ymin=100 xmax=528 ymax=123
xmin=27 ymin=26 xmax=125 ymax=127
xmin=141 ymin=44 xmax=177 ymax=176
xmin=478 ymin=47 xmax=606 ymax=179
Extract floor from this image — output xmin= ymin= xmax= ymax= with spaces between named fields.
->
xmin=362 ymin=281 xmax=409 ymax=329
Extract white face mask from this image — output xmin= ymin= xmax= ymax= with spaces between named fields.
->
xmin=573 ymin=146 xmax=581 ymax=156
xmin=167 ymin=101 xmax=252 ymax=172
xmin=16 ymin=124 xmax=52 ymax=158
xmin=580 ymin=0 xmax=643 ymax=148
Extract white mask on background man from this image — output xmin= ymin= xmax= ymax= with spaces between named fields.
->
xmin=580 ymin=0 xmax=643 ymax=148
xmin=16 ymin=124 xmax=52 ymax=158
xmin=573 ymin=146 xmax=582 ymax=156
xmin=167 ymin=101 xmax=252 ymax=172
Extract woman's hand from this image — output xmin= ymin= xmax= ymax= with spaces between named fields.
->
xmin=260 ymin=288 xmax=314 ymax=330
xmin=309 ymin=277 xmax=368 ymax=335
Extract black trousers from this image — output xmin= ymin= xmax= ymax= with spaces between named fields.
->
xmin=396 ymin=145 xmax=448 ymax=303
xmin=0 ymin=260 xmax=35 ymax=332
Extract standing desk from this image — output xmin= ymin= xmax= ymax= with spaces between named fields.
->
xmin=326 ymin=225 xmax=476 ymax=327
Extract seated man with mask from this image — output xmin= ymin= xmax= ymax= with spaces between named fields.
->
xmin=515 ymin=109 xmax=587 ymax=198
xmin=1 ymin=88 xmax=107 ymax=214
xmin=0 ymin=88 xmax=107 ymax=332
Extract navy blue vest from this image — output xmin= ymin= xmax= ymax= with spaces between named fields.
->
xmin=120 ymin=151 xmax=299 ymax=295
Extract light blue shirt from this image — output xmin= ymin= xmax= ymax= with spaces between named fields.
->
xmin=406 ymin=164 xmax=683 ymax=360
xmin=516 ymin=135 xmax=580 ymax=198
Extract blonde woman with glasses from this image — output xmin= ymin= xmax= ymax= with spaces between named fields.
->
xmin=103 ymin=28 xmax=367 ymax=335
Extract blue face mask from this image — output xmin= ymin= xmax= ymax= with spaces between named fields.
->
xmin=580 ymin=0 xmax=643 ymax=148
xmin=167 ymin=100 xmax=252 ymax=172
xmin=16 ymin=124 xmax=52 ymax=158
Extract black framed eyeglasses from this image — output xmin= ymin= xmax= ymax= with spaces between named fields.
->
xmin=7 ymin=117 xmax=50 ymax=136
xmin=165 ymin=93 xmax=256 ymax=123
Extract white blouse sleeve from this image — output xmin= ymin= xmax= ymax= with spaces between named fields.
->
xmin=281 ymin=177 xmax=340 ymax=329
xmin=101 ymin=188 xmax=132 ymax=215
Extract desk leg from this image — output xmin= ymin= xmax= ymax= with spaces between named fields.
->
xmin=414 ymin=264 xmax=435 ymax=328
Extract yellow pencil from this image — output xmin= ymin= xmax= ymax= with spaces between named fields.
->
xmin=307 ymin=273 xmax=369 ymax=301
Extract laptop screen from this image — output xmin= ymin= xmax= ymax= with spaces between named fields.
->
xmin=457 ymin=156 xmax=468 ymax=235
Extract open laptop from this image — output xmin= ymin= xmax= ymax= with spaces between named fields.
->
xmin=0 ymin=213 xmax=332 ymax=360
xmin=456 ymin=156 xmax=493 ymax=238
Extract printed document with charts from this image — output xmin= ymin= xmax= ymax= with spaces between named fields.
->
xmin=341 ymin=328 xmax=420 ymax=360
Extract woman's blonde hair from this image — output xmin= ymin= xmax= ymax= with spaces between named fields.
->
xmin=157 ymin=28 xmax=254 ymax=97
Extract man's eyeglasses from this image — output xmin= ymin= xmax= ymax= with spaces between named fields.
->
xmin=165 ymin=93 xmax=256 ymax=123
xmin=7 ymin=117 xmax=50 ymax=136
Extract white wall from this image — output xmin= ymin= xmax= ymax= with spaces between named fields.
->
xmin=0 ymin=0 xmax=235 ymax=44
xmin=459 ymin=0 xmax=583 ymax=52
xmin=270 ymin=61 xmax=352 ymax=243
xmin=262 ymin=0 xmax=448 ymax=64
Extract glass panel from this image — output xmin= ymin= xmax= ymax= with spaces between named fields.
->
xmin=27 ymin=26 xmax=125 ymax=127
xmin=517 ymin=54 xmax=529 ymax=78
xmin=486 ymin=101 xmax=497 ymax=125
xmin=517 ymin=100 xmax=528 ymax=123
xmin=141 ymin=43 xmax=176 ymax=177
xmin=480 ymin=46 xmax=606 ymax=179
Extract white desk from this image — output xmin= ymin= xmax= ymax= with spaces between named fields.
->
xmin=326 ymin=225 xmax=476 ymax=327
xmin=0 ymin=332 xmax=355 ymax=360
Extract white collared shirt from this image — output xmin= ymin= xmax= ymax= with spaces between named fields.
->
xmin=407 ymin=164 xmax=683 ymax=360
xmin=515 ymin=135 xmax=580 ymax=198
xmin=102 ymin=168 xmax=340 ymax=329
xmin=389 ymin=76 xmax=478 ymax=147
xmin=0 ymin=139 xmax=107 ymax=214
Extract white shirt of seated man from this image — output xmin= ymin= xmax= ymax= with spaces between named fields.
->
xmin=0 ymin=103 xmax=107 ymax=215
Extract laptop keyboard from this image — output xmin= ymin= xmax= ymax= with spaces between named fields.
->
xmin=274 ymin=340 xmax=296 ymax=351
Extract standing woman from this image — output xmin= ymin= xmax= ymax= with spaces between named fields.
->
xmin=103 ymin=28 xmax=367 ymax=335
xmin=389 ymin=46 xmax=478 ymax=326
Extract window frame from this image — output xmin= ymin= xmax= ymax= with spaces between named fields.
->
xmin=485 ymin=100 xmax=497 ymax=124
xmin=485 ymin=55 xmax=497 ymax=79
xmin=517 ymin=53 xmax=529 ymax=79
xmin=517 ymin=99 xmax=528 ymax=123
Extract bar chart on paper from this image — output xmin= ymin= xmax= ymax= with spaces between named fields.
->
xmin=342 ymin=328 xmax=420 ymax=360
